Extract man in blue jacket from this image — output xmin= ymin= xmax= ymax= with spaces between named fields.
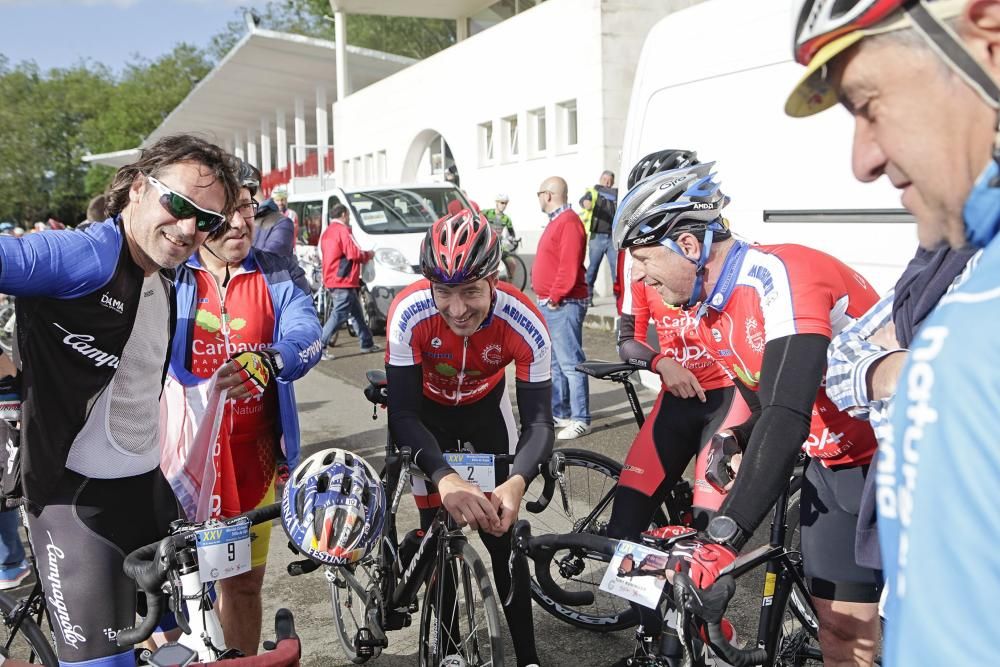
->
xmin=167 ymin=159 xmax=321 ymax=656
xmin=0 ymin=134 xmax=239 ymax=667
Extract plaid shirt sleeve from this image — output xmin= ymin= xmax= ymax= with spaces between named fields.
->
xmin=826 ymin=289 xmax=900 ymax=419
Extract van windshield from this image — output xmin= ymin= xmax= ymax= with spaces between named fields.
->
xmin=346 ymin=187 xmax=471 ymax=234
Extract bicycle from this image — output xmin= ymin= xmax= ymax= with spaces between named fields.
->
xmin=0 ymin=298 xmax=15 ymax=356
xmin=515 ymin=471 xmax=821 ymax=666
xmin=305 ymin=369 xmax=533 ymax=666
xmin=500 ymin=238 xmax=527 ymax=292
xmin=521 ymin=360 xmax=805 ymax=640
xmin=118 ymin=502 xmax=302 ymax=666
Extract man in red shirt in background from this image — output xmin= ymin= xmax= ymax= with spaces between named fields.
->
xmin=532 ymin=176 xmax=591 ymax=440
xmin=319 ymin=203 xmax=380 ymax=360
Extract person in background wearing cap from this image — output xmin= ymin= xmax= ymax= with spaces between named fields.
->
xmin=786 ymin=1 xmax=1000 ymax=664
xmin=271 ymin=185 xmax=298 ymax=246
xmin=482 ymin=194 xmax=517 ymax=243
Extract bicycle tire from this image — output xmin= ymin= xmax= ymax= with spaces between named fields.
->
xmin=0 ymin=305 xmax=15 ymax=355
xmin=418 ymin=540 xmax=504 ymax=667
xmin=328 ymin=561 xmax=376 ymax=664
xmin=502 ymin=254 xmax=527 ymax=292
xmin=0 ymin=590 xmax=58 ymax=666
xmin=521 ymin=448 xmax=667 ymax=632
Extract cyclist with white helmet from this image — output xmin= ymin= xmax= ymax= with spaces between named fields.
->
xmin=787 ymin=1 xmax=1000 ymax=663
xmin=482 ymin=194 xmax=516 ymax=242
xmin=614 ymin=160 xmax=883 ymax=665
xmin=385 ymin=209 xmax=553 ymax=667
xmin=611 ymin=150 xmax=751 ymax=659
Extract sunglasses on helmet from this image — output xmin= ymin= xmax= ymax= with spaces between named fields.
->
xmin=145 ymin=175 xmax=226 ymax=233
xmin=793 ymin=0 xmax=905 ymax=66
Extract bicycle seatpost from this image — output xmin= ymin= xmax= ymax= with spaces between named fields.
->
xmin=619 ymin=374 xmax=646 ymax=428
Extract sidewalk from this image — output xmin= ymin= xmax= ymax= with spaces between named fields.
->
xmin=583 ymin=295 xmax=619 ymax=332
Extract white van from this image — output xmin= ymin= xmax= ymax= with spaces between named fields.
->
xmin=288 ymin=183 xmax=471 ymax=332
xmin=621 ymin=0 xmax=915 ymax=293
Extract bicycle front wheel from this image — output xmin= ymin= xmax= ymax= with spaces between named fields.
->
xmin=328 ymin=561 xmax=377 ymax=664
xmin=521 ymin=448 xmax=666 ymax=632
xmin=418 ymin=540 xmax=504 ymax=667
xmin=502 ymin=254 xmax=527 ymax=291
xmin=0 ymin=590 xmax=58 ymax=666
xmin=764 ymin=568 xmax=822 ymax=666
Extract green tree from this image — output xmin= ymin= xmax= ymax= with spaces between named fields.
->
xmin=0 ymin=45 xmax=212 ymax=225
xmin=210 ymin=0 xmax=455 ymax=61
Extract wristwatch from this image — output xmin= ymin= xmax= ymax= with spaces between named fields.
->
xmin=265 ymin=348 xmax=284 ymax=373
xmin=706 ymin=515 xmax=748 ymax=551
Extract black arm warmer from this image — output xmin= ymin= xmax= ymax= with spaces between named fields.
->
xmin=719 ymin=334 xmax=830 ymax=536
xmin=617 ymin=313 xmax=656 ymax=368
xmin=728 ymin=383 xmax=762 ymax=451
xmin=511 ymin=379 xmax=554 ymax=482
xmin=386 ymin=363 xmax=454 ymax=485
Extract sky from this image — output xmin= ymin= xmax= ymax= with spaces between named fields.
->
xmin=0 ymin=0 xmax=273 ymax=74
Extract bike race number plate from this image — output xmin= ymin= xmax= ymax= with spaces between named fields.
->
xmin=195 ymin=517 xmax=252 ymax=582
xmin=599 ymin=540 xmax=669 ymax=609
xmin=444 ymin=453 xmax=496 ymax=492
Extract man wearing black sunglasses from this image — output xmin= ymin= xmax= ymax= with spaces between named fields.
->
xmin=0 ymin=134 xmax=239 ymax=667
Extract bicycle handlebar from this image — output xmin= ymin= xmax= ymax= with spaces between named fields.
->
xmin=524 ymin=451 xmax=564 ymax=514
xmin=117 ymin=503 xmax=282 ymax=647
xmin=512 ymin=520 xmax=618 ymax=606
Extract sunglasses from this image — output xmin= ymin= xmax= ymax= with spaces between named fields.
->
xmin=145 ymin=175 xmax=226 ymax=233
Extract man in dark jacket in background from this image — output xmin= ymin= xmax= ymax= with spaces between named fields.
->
xmin=584 ymin=170 xmax=619 ymax=302
xmin=252 ymin=198 xmax=295 ymax=258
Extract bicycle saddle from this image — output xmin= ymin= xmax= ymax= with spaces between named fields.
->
xmin=575 ymin=360 xmax=640 ymax=379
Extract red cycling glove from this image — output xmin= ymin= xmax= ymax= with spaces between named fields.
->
xmin=666 ymin=538 xmax=737 ymax=589
xmin=230 ymin=351 xmax=278 ymax=398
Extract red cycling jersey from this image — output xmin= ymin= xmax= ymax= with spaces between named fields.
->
xmin=699 ymin=243 xmax=879 ymax=467
xmin=385 ymin=279 xmax=551 ymax=405
xmin=620 ymin=253 xmax=730 ymax=391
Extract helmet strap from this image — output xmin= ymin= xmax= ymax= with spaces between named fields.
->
xmin=659 ymin=223 xmax=720 ymax=308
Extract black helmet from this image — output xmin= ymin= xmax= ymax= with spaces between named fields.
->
xmin=237 ymin=159 xmax=261 ymax=197
xmin=626 ymin=149 xmax=699 ymax=190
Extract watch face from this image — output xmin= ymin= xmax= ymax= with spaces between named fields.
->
xmin=708 ymin=516 xmax=738 ymax=543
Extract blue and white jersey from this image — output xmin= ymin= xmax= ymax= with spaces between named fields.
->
xmin=883 ymin=236 xmax=1000 ymax=665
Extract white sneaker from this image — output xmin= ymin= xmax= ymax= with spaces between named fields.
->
xmin=553 ymin=416 xmax=571 ymax=428
xmin=557 ymin=421 xmax=591 ymax=440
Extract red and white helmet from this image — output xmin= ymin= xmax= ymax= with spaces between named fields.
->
xmin=419 ymin=209 xmax=501 ymax=285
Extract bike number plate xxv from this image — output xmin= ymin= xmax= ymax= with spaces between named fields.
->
xmin=444 ymin=453 xmax=496 ymax=492
xmin=196 ymin=517 xmax=251 ymax=582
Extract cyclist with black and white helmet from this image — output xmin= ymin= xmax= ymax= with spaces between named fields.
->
xmin=385 ymin=208 xmax=553 ymax=667
xmin=614 ymin=159 xmax=884 ymax=665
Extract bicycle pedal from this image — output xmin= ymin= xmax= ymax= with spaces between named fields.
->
xmin=354 ymin=627 xmax=388 ymax=656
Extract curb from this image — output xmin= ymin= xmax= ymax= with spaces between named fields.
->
xmin=583 ymin=309 xmax=618 ymax=332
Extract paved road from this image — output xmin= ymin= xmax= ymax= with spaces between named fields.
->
xmin=259 ymin=326 xmax=769 ymax=666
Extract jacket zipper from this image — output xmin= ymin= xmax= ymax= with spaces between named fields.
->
xmin=456 ymin=337 xmax=469 ymax=405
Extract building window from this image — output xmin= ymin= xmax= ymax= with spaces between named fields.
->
xmin=341 ymin=160 xmax=350 ymax=182
xmin=529 ymin=107 xmax=547 ymax=154
xmin=502 ymin=114 xmax=519 ymax=160
xmin=478 ymin=121 xmax=495 ymax=165
xmin=558 ymin=100 xmax=578 ymax=149
xmin=351 ymin=157 xmax=362 ymax=184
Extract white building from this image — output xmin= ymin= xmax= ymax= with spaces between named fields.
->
xmin=85 ymin=0 xmax=704 ymax=293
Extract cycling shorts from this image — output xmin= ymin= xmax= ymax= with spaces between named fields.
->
xmin=27 ymin=467 xmax=180 ymax=666
xmin=801 ymin=460 xmax=883 ymax=603
xmin=410 ymin=379 xmax=516 ymax=509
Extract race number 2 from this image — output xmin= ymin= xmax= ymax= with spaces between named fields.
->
xmin=444 ymin=453 xmax=496 ymax=492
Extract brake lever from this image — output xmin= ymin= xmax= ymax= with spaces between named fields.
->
xmin=168 ymin=571 xmax=192 ymax=636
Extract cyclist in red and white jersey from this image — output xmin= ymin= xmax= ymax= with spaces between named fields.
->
xmin=385 ymin=209 xmax=552 ymax=667
xmin=615 ymin=160 xmax=882 ymax=665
